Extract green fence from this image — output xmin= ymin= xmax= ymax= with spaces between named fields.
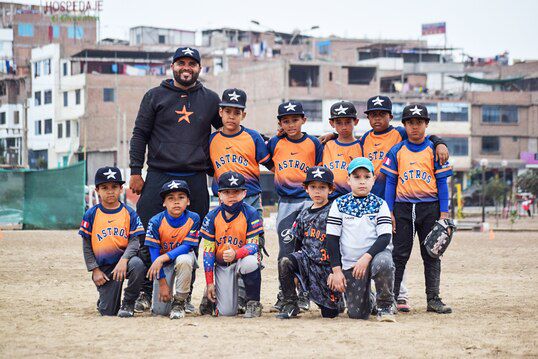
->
xmin=0 ymin=162 xmax=85 ymax=229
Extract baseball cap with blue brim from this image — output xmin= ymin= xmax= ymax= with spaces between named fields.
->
xmin=347 ymin=157 xmax=375 ymax=174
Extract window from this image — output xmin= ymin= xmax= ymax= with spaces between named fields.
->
xmin=68 ymin=26 xmax=84 ymax=39
xmin=44 ymin=119 xmax=52 ymax=134
xmin=317 ymin=40 xmax=330 ymax=55
xmin=481 ymin=136 xmax=500 ymax=153
xmin=34 ymin=91 xmax=41 ymax=106
xmin=18 ymin=23 xmax=34 ymax=37
xmin=440 ymin=103 xmax=469 ymax=122
xmin=63 ymin=91 xmax=68 ymax=107
xmin=158 ymin=35 xmax=166 ymax=44
xmin=423 ymin=103 xmax=438 ymax=121
xmin=75 ymin=121 xmax=79 ymax=136
xmin=44 ymin=59 xmax=51 ymax=75
xmin=292 ymin=99 xmax=322 ymax=122
xmin=14 ymin=111 xmax=19 ymax=125
xmin=0 ymin=82 xmax=6 ymax=96
xmin=63 ymin=62 xmax=68 ymax=76
xmin=391 ymin=102 xmax=407 ymax=121
xmin=44 ymin=90 xmax=52 ymax=104
xmin=65 ymin=120 xmax=71 ymax=138
xmin=35 ymin=120 xmax=42 ymax=135
xmin=103 ymin=88 xmax=115 ymax=102
xmin=75 ymin=89 xmax=81 ymax=105
xmin=57 ymin=123 xmax=63 ymax=138
xmin=52 ymin=25 xmax=60 ymax=38
xmin=34 ymin=61 xmax=41 ymax=78
xmin=347 ymin=66 xmax=376 ymax=85
xmin=443 ymin=137 xmax=468 ymax=156
xmin=289 ymin=65 xmax=319 ymax=87
xmin=0 ymin=112 xmax=5 ymax=125
xmin=482 ymin=105 xmax=518 ymax=124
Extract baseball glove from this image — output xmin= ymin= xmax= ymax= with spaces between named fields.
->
xmin=424 ymin=218 xmax=457 ymax=258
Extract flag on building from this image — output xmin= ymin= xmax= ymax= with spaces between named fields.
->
xmin=422 ymin=22 xmax=446 ymax=36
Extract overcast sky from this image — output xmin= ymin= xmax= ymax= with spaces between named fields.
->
xmin=22 ymin=0 xmax=538 ymax=60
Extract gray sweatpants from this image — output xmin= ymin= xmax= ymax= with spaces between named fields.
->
xmin=344 ymin=249 xmax=395 ymax=320
xmin=215 ymin=255 xmax=259 ymax=316
xmin=96 ymin=256 xmax=146 ymax=316
xmin=276 ymin=197 xmax=312 ymax=259
xmin=151 ymin=252 xmax=196 ymax=316
xmin=244 ymin=193 xmax=263 ymax=219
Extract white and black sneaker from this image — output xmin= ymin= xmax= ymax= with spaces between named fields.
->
xmin=376 ymin=307 xmax=396 ymax=322
xmin=134 ymin=292 xmax=151 ymax=313
xmin=117 ymin=302 xmax=135 ymax=318
xmin=298 ymin=291 xmax=310 ymax=311
xmin=170 ymin=300 xmax=186 ymax=319
xmin=184 ymin=295 xmax=195 ymax=314
xmin=276 ymin=302 xmax=300 ymax=319
xmin=243 ymin=300 xmax=263 ymax=318
xmin=271 ymin=291 xmax=285 ymax=312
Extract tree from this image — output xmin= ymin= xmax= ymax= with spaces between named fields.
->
xmin=518 ymin=170 xmax=538 ymax=197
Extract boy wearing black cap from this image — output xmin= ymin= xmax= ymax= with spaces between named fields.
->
xmin=78 ymin=167 xmax=146 ymax=317
xmin=381 ymin=104 xmax=453 ymax=314
xmin=276 ymin=166 xmax=343 ymax=319
xmin=144 ymin=180 xmax=200 ymax=319
xmin=200 ymin=171 xmax=264 ymax=318
xmin=323 ymin=101 xmax=363 ymax=198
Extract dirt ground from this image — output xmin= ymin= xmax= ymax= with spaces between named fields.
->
xmin=0 ymin=229 xmax=536 ymax=358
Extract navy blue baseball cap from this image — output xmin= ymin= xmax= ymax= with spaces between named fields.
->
xmin=364 ymin=95 xmax=392 ymax=114
xmin=160 ymin=180 xmax=190 ymax=199
xmin=218 ymin=171 xmax=246 ymax=191
xmin=172 ymin=47 xmax=201 ymax=64
xmin=95 ymin=166 xmax=125 ymax=186
xmin=330 ymin=100 xmax=357 ymax=120
xmin=401 ymin=104 xmax=430 ymax=123
xmin=347 ymin=158 xmax=375 ymax=174
xmin=277 ymin=100 xmax=305 ymax=119
xmin=220 ymin=88 xmax=247 ymax=109
xmin=304 ymin=166 xmax=334 ymax=185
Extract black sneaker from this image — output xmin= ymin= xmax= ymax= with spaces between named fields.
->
xmin=427 ymin=296 xmax=452 ymax=314
xmin=199 ymin=295 xmax=216 ymax=316
xmin=243 ymin=300 xmax=263 ymax=318
xmin=271 ymin=291 xmax=285 ymax=312
xmin=276 ymin=302 xmax=300 ymax=319
xmin=170 ymin=300 xmax=186 ymax=319
xmin=237 ymin=295 xmax=247 ymax=314
xmin=298 ymin=291 xmax=310 ymax=311
xmin=184 ymin=295 xmax=195 ymax=314
xmin=117 ymin=302 xmax=135 ymax=318
xmin=134 ymin=292 xmax=151 ymax=313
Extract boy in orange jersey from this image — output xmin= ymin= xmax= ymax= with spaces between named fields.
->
xmin=145 ymin=180 xmax=200 ymax=319
xmin=381 ymin=104 xmax=453 ymax=315
xmin=79 ymin=166 xmax=146 ymax=317
xmin=322 ymin=101 xmax=363 ymax=198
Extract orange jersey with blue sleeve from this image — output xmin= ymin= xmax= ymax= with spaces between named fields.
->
xmin=359 ymin=125 xmax=406 ymax=175
xmin=144 ymin=210 xmax=200 ymax=257
xmin=78 ymin=203 xmax=145 ymax=266
xmin=267 ymin=134 xmax=323 ymax=198
xmin=209 ymin=126 xmax=270 ymax=196
xmin=322 ymin=139 xmax=363 ymax=196
xmin=380 ymin=139 xmax=453 ymax=203
xmin=201 ymin=203 xmax=263 ymax=284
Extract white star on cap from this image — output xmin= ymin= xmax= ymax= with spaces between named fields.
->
xmin=312 ymin=168 xmax=325 ymax=178
xmin=228 ymin=91 xmax=240 ymax=102
xmin=334 ymin=105 xmax=348 ymax=115
xmin=182 ymin=48 xmax=195 ymax=56
xmin=372 ymin=96 xmax=384 ymax=106
xmin=228 ymin=175 xmax=239 ymax=186
xmin=410 ymin=105 xmax=423 ymax=115
xmin=284 ymin=102 xmax=297 ymax=112
xmin=168 ymin=181 xmax=180 ymax=189
xmin=103 ymin=169 xmax=116 ymax=179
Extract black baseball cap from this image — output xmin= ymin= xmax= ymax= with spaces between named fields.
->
xmin=329 ymin=101 xmax=357 ymax=120
xmin=304 ymin=166 xmax=334 ymax=185
xmin=160 ymin=180 xmax=190 ymax=200
xmin=364 ymin=95 xmax=393 ymax=114
xmin=220 ymin=88 xmax=247 ymax=109
xmin=401 ymin=104 xmax=430 ymax=123
xmin=218 ymin=171 xmax=246 ymax=191
xmin=172 ymin=47 xmax=201 ymax=64
xmin=277 ymin=100 xmax=305 ymax=119
xmin=95 ymin=166 xmax=125 ymax=187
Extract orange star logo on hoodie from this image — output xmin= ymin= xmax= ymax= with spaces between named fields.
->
xmin=175 ymin=105 xmax=193 ymax=124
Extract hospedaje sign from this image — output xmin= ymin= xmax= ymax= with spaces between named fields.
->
xmin=39 ymin=1 xmax=103 ymax=23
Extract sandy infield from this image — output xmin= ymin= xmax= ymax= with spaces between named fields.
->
xmin=0 ymin=229 xmax=536 ymax=358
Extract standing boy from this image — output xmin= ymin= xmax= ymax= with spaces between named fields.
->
xmin=79 ymin=166 xmax=146 ymax=317
xmin=381 ymin=104 xmax=453 ymax=314
xmin=145 ymin=180 xmax=200 ymax=319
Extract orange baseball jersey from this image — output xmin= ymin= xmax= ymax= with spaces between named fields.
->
xmin=144 ymin=210 xmax=200 ymax=256
xmin=209 ymin=126 xmax=270 ymax=196
xmin=359 ymin=125 xmax=407 ymax=175
xmin=322 ymin=139 xmax=363 ymax=196
xmin=380 ymin=139 xmax=453 ymax=203
xmin=267 ymin=134 xmax=323 ymax=198
xmin=79 ymin=203 xmax=145 ymax=266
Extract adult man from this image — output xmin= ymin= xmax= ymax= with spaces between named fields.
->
xmin=129 ymin=47 xmax=222 ymax=312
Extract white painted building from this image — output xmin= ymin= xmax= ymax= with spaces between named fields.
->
xmin=0 ymin=28 xmax=13 ymax=74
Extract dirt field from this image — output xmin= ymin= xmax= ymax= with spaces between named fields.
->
xmin=0 ymin=229 xmax=536 ymax=358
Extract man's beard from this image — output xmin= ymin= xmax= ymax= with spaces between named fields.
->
xmin=173 ymin=68 xmax=199 ymax=87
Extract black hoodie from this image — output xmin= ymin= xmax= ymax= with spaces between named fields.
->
xmin=130 ymin=80 xmax=222 ymax=175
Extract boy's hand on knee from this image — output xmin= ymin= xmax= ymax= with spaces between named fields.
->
xmin=330 ymin=267 xmax=347 ymax=292
xmin=92 ymin=268 xmax=109 ymax=287
xmin=158 ymin=279 xmax=171 ymax=302
xmin=207 ymin=284 xmax=217 ymax=303
xmin=147 ymin=256 xmax=165 ymax=281
xmin=352 ymin=254 xmax=372 ymax=279
xmin=112 ymin=258 xmax=128 ymax=281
